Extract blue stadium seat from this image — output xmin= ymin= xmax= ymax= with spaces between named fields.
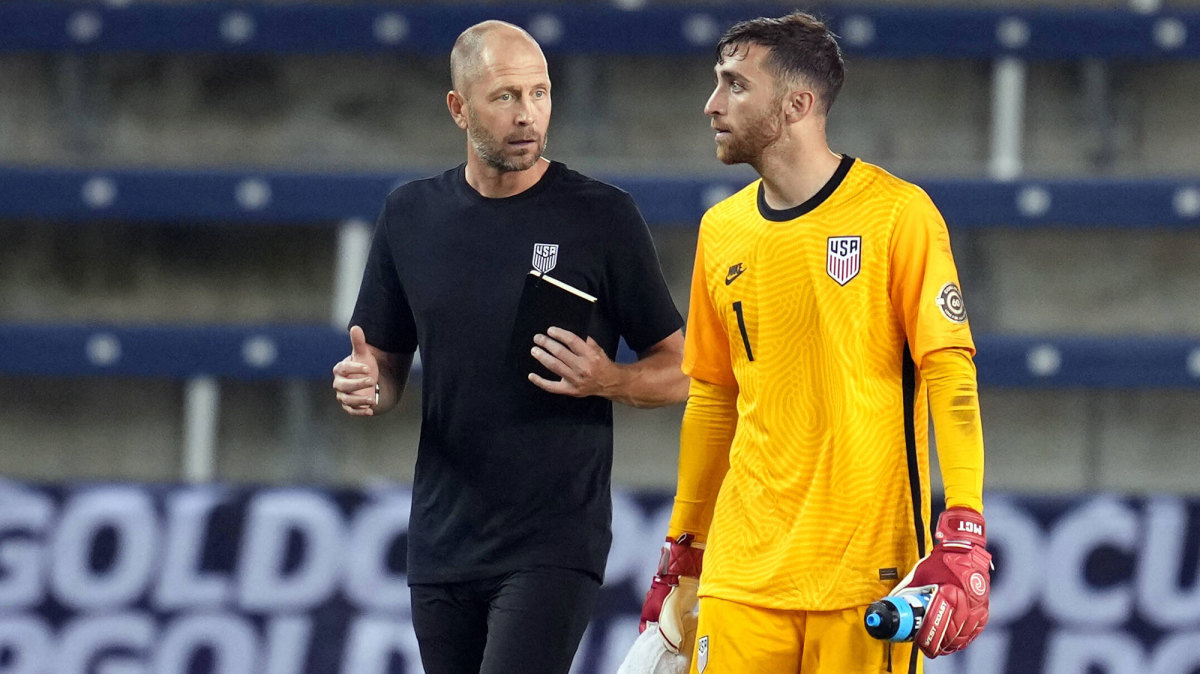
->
xmin=0 ymin=324 xmax=1197 ymax=389
xmin=1 ymin=165 xmax=1198 ymax=229
xmin=2 ymin=2 xmax=1197 ymax=59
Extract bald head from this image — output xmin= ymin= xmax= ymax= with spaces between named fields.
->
xmin=450 ymin=20 xmax=546 ymax=97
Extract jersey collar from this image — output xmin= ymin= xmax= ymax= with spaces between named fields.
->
xmin=757 ymin=154 xmax=856 ymax=222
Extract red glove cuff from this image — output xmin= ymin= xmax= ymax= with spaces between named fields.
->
xmin=935 ymin=507 xmax=986 ymax=549
xmin=658 ymin=533 xmax=704 ymax=579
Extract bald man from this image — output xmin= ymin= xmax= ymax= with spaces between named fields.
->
xmin=331 ymin=21 xmax=687 ymax=674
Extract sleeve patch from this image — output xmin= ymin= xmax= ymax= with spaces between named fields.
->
xmin=936 ymin=282 xmax=968 ymax=324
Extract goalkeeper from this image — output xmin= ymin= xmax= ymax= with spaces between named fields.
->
xmin=623 ymin=12 xmax=990 ymax=674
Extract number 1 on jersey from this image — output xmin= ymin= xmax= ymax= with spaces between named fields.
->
xmin=732 ymin=301 xmax=755 ymax=362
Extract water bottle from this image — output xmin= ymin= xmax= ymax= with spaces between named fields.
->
xmin=863 ymin=587 xmax=934 ymax=642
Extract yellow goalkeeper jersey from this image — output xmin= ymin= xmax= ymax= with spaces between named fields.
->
xmin=683 ymin=155 xmax=976 ymax=610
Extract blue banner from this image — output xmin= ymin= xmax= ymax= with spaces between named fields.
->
xmin=0 ymin=483 xmax=1198 ymax=673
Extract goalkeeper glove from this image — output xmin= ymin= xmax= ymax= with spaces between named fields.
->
xmin=639 ymin=534 xmax=704 ymax=654
xmin=892 ymin=507 xmax=991 ymax=658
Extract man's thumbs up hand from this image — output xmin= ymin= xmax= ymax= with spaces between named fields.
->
xmin=333 ymin=325 xmax=380 ymax=416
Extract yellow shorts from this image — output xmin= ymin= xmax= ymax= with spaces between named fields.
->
xmin=690 ymin=596 xmax=923 ymax=674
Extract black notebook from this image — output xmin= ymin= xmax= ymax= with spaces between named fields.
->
xmin=507 ymin=270 xmax=598 ymax=380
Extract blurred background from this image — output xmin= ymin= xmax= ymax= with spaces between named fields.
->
xmin=1 ymin=1 xmax=1199 ymax=673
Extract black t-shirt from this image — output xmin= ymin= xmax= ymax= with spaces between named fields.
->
xmin=350 ymin=161 xmax=683 ymax=584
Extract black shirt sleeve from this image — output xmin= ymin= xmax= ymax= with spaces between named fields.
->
xmin=604 ymin=193 xmax=684 ymax=353
xmin=348 ymin=199 xmax=418 ymax=354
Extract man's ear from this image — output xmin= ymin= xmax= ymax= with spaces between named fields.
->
xmin=447 ymin=90 xmax=469 ymax=130
xmin=782 ymin=89 xmax=817 ymax=124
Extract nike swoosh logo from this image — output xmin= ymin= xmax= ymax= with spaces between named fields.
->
xmin=725 ymin=263 xmax=746 ymax=285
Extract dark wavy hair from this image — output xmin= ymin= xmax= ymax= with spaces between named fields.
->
xmin=716 ymin=11 xmax=845 ymax=114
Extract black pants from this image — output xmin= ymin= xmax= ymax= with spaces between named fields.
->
xmin=410 ymin=566 xmax=601 ymax=674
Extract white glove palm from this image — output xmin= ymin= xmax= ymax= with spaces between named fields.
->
xmin=617 ymin=624 xmax=691 ymax=674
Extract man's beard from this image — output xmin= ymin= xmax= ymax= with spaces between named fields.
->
xmin=716 ymin=100 xmax=782 ymax=166
xmin=468 ymin=110 xmax=547 ymax=173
